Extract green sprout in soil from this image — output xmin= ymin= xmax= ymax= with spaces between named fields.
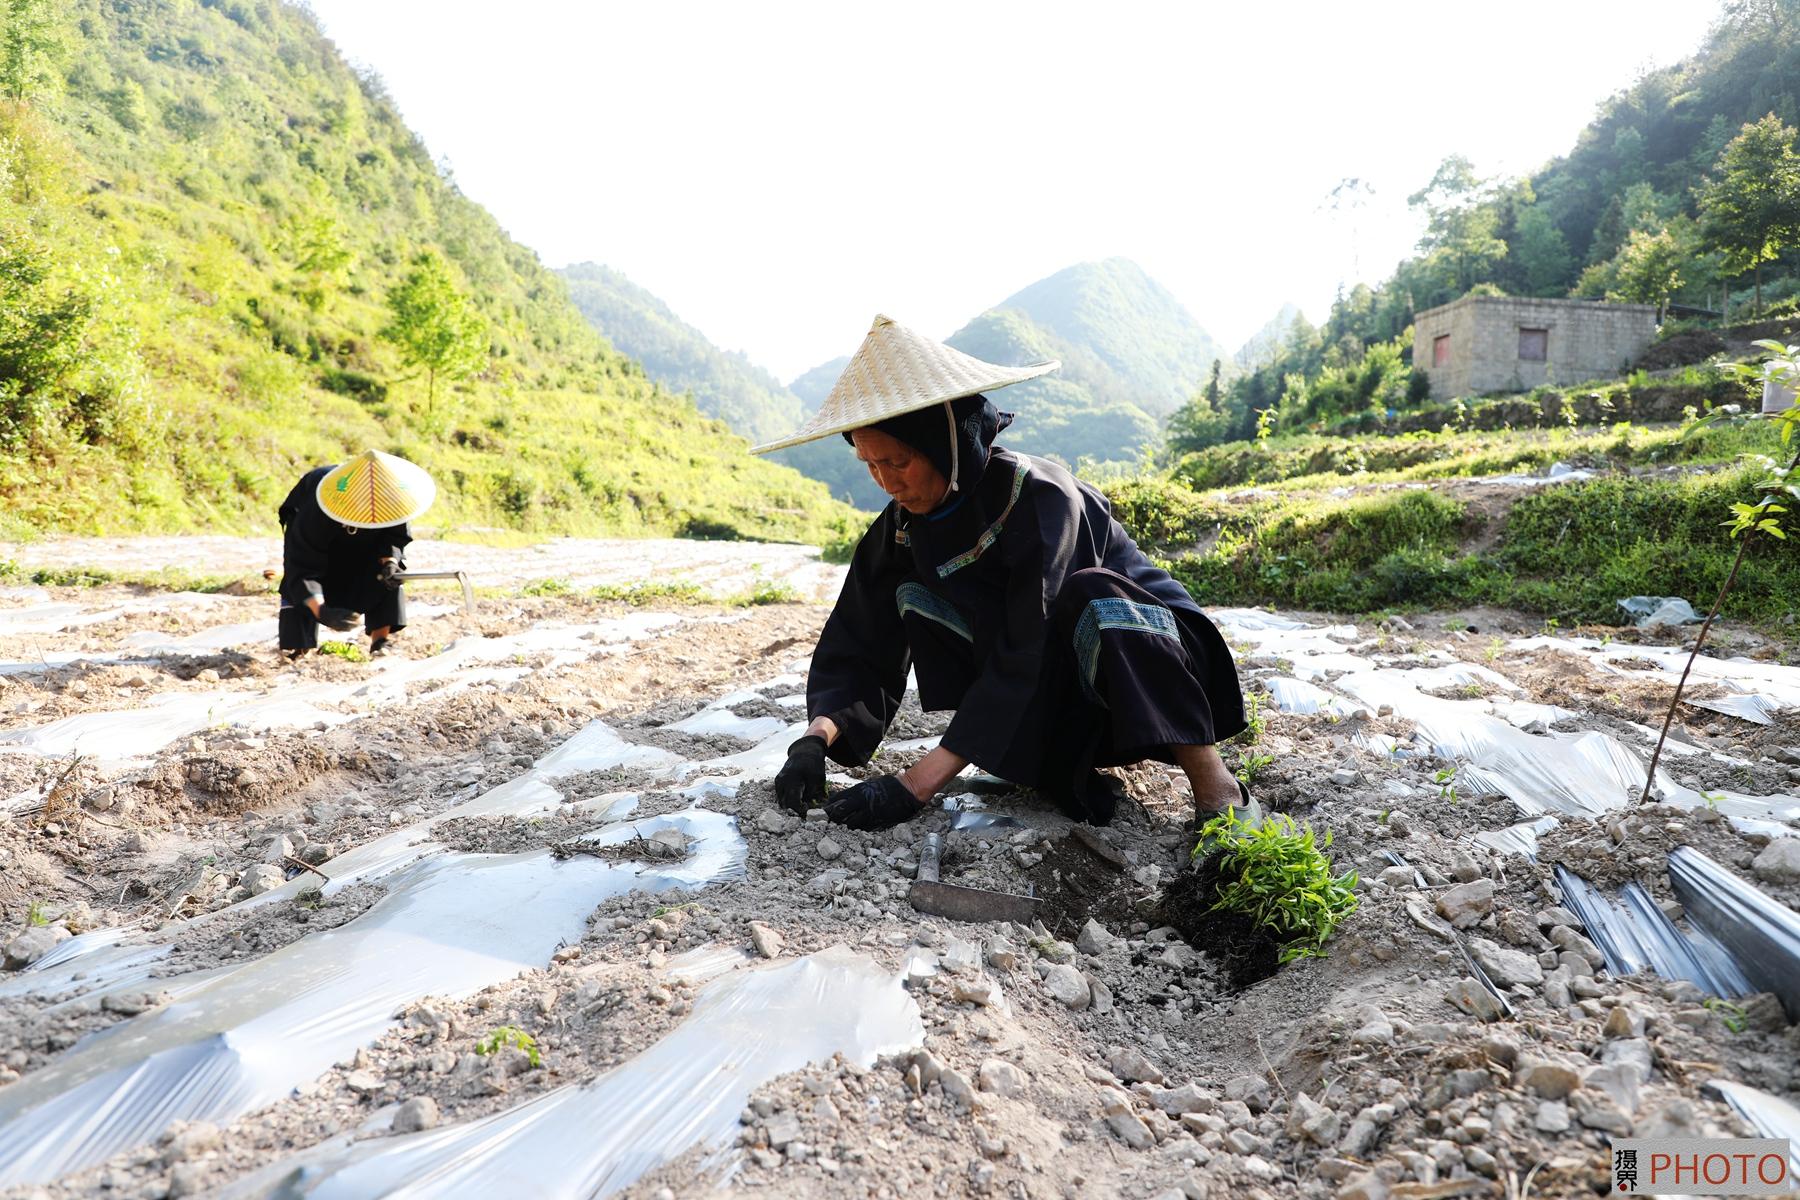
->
xmin=1703 ymin=997 xmax=1747 ymax=1034
xmin=1234 ymin=751 xmax=1274 ymax=786
xmin=318 ymin=641 xmax=369 ymax=663
xmin=1191 ymin=805 xmax=1359 ymax=964
xmin=475 ymin=1025 xmax=542 ymax=1067
xmin=1435 ymin=767 xmax=1459 ymax=805
xmin=26 ymin=901 xmax=49 ymax=927
xmin=1235 ymin=692 xmax=1266 ymax=745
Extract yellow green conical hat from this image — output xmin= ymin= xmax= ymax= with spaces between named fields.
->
xmin=315 ymin=450 xmax=436 ymax=529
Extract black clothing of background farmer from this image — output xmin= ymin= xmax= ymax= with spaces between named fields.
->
xmin=276 ymin=466 xmax=410 ymax=652
xmin=804 ymin=394 xmax=1246 ymax=825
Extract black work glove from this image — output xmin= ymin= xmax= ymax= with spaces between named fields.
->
xmin=825 ymin=775 xmax=927 ymax=832
xmin=316 ymin=604 xmax=359 ymax=632
xmin=774 ymin=735 xmax=828 ymax=814
xmin=375 ymin=561 xmax=402 ymax=590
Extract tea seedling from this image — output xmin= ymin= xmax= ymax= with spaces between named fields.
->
xmin=1191 ymin=806 xmax=1359 ymax=963
xmin=1235 ymin=692 xmax=1267 ymax=745
xmin=1235 ymin=751 xmax=1274 ymax=786
xmin=27 ymin=901 xmax=49 ymax=927
xmin=1434 ymin=767 xmax=1459 ymax=805
xmin=475 ymin=1025 xmax=541 ymax=1067
xmin=319 ymin=641 xmax=368 ymax=663
xmin=1703 ymin=997 xmax=1747 ymax=1034
xmin=1484 ymin=637 xmax=1503 ymax=663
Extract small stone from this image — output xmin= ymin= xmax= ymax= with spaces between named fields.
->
xmin=764 ymin=1111 xmax=803 ymax=1149
xmin=1602 ymin=1004 xmax=1646 ymax=1039
xmin=985 ymin=938 xmax=1021 ymax=972
xmin=978 ymin=1059 xmax=1026 ymax=1098
xmin=1433 ymin=880 xmax=1494 ymax=928
xmin=1223 ymin=1074 xmax=1271 ymax=1112
xmin=941 ymin=938 xmax=981 ymax=974
xmin=1466 ymin=937 xmax=1544 ymax=987
xmin=757 ymin=807 xmax=798 ymax=835
xmin=1349 ymin=1005 xmax=1395 ymax=1046
xmin=938 ymin=1066 xmax=976 ymax=1111
xmin=1515 ymin=1056 xmax=1582 ymax=1100
xmin=1106 ymin=1045 xmax=1164 ymax=1084
xmin=1152 ymin=1082 xmax=1214 ymax=1116
xmin=261 ymin=834 xmax=294 ymax=863
xmin=243 ymin=863 xmax=285 ymax=896
xmin=1330 ymin=768 xmax=1357 ymax=787
xmin=1751 ymin=838 xmax=1800 ymax=884
xmin=1042 ymin=964 xmax=1090 ymax=1009
xmin=951 ymin=976 xmax=999 ymax=1007
xmin=1449 ymin=850 xmax=1482 ymax=882
xmin=3 ymin=926 xmax=69 ymax=970
xmin=393 ymin=1096 xmax=439 ymax=1133
xmin=816 ymin=836 xmax=843 ymax=862
xmin=1548 ymin=925 xmax=1605 ymax=968
xmin=1571 ymin=1091 xmax=1632 ymax=1135
xmin=1076 ymin=919 xmax=1115 ymax=955
xmin=1534 ymin=1099 xmax=1570 ymax=1133
xmin=1336 ymin=1171 xmax=1389 ymax=1200
xmin=168 ymin=1162 xmax=207 ymax=1199
xmin=1445 ymin=978 xmax=1504 ymax=1021
xmin=297 ymin=842 xmax=334 ymax=866
xmin=345 ymin=1070 xmax=384 ymax=1095
xmin=748 ymin=921 xmax=784 ymax=959
xmin=1108 ymin=1110 xmax=1156 ymax=1150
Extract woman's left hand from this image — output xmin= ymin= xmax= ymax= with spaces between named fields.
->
xmin=824 ymin=775 xmax=926 ymax=831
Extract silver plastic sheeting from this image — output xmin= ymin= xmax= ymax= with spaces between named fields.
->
xmin=1710 ymin=1081 xmax=1800 ymax=1181
xmin=1265 ymin=676 xmax=1358 ymax=717
xmin=1553 ymin=866 xmax=1753 ymax=999
xmin=1669 ymin=847 xmax=1800 ymax=1022
xmin=1472 ymin=816 xmax=1560 ymax=860
xmin=1617 ymin=596 xmax=1702 ymax=629
xmin=221 ymin=948 xmax=923 ymax=1200
xmin=0 ymin=810 xmax=747 ymax=1187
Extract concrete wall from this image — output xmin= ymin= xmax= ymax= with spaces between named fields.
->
xmin=1413 ymin=297 xmax=1657 ymax=400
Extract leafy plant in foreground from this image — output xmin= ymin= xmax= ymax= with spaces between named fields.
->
xmin=1191 ymin=805 xmax=1358 ymax=963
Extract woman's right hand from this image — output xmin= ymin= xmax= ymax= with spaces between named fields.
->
xmin=774 ymin=735 xmax=828 ymax=814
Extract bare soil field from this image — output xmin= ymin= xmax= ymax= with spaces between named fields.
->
xmin=1 ymin=563 xmax=1797 ymax=1200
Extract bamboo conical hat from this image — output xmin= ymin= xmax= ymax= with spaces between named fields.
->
xmin=750 ymin=314 xmax=1059 ymax=454
xmin=315 ymin=450 xmax=437 ymax=529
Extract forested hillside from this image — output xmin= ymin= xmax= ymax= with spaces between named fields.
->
xmin=944 ymin=259 xmax=1222 ymax=470
xmin=1167 ymin=0 xmax=1800 ymax=450
xmin=0 ymin=0 xmax=851 ymax=543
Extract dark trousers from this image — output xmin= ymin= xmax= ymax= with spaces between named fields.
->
xmin=277 ymin=578 xmax=407 ymax=650
xmin=900 ymin=567 xmax=1245 ymax=823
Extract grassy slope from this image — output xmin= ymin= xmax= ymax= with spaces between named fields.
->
xmin=1108 ymin=415 xmax=1798 ymax=624
xmin=0 ymin=0 xmax=852 ymax=545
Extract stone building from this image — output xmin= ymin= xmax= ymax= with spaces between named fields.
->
xmin=1412 ymin=296 xmax=1657 ymax=400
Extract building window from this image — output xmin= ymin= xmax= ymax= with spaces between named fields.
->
xmin=1432 ymin=334 xmax=1450 ymax=367
xmin=1518 ymin=328 xmax=1548 ymax=362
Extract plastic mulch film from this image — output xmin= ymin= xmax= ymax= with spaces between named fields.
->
xmin=1553 ymin=865 xmax=1754 ymax=999
xmin=219 ymin=947 xmax=924 ymax=1200
xmin=0 ymin=809 xmax=747 ymax=1187
xmin=1473 ymin=816 xmax=1561 ymax=860
xmin=1710 ymin=1080 xmax=1800 ymax=1181
xmin=1668 ymin=846 xmax=1800 ymax=1022
xmin=0 ymin=614 xmax=685 ymax=764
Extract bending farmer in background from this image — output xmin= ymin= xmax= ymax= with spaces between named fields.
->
xmin=750 ymin=315 xmax=1247 ymax=832
xmin=277 ymin=450 xmax=436 ymax=660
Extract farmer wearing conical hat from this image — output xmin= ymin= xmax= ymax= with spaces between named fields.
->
xmin=753 ymin=316 xmax=1247 ymax=831
xmin=276 ymin=450 xmax=436 ymax=659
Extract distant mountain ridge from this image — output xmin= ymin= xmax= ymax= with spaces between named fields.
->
xmin=560 ymin=258 xmax=1225 ymax=506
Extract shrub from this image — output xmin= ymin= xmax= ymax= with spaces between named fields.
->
xmin=1192 ymin=805 xmax=1358 ymax=963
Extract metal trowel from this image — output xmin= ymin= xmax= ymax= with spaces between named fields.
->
xmin=909 ymin=831 xmax=1042 ymax=925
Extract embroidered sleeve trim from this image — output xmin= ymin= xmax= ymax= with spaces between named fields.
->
xmin=896 ymin=581 xmax=973 ymax=642
xmin=934 ymin=460 xmax=1029 ymax=579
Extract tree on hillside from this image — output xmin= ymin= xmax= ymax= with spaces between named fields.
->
xmin=380 ymin=250 xmax=487 ymax=413
xmin=1698 ymin=113 xmax=1800 ymax=313
xmin=283 ymin=208 xmax=353 ymax=312
xmin=0 ymin=0 xmax=66 ymax=104
xmin=1510 ymin=204 xmax=1574 ymax=295
xmin=1610 ymin=226 xmax=1687 ymax=318
xmin=1166 ymin=359 xmax=1229 ymax=456
xmin=1408 ymin=156 xmax=1507 ymax=301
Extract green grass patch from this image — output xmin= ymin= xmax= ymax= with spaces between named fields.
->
xmin=1137 ymin=464 xmax=1800 ymax=624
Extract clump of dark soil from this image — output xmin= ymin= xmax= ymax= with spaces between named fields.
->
xmin=1158 ymin=852 xmax=1282 ymax=991
xmin=1027 ymin=831 xmax=1137 ymax=937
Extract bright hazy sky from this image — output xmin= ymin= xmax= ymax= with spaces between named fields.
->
xmin=306 ymin=1 xmax=1720 ymax=382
